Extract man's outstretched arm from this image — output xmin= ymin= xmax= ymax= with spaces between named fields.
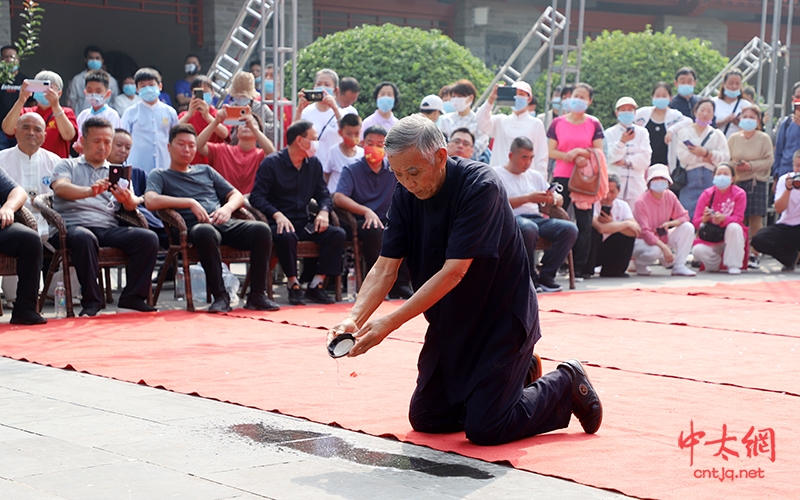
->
xmin=329 ymin=257 xmax=472 ymax=357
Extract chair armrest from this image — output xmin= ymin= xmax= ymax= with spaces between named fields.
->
xmin=14 ymin=206 xmax=37 ymax=232
xmin=116 ymin=207 xmax=149 ymax=229
xmin=156 ymin=208 xmax=188 ymax=248
xmin=33 ymin=193 xmax=66 ymax=238
xmin=243 ymin=198 xmax=269 ymax=223
xmin=333 ymin=207 xmax=356 ymax=232
xmin=540 ymin=203 xmax=570 ymax=221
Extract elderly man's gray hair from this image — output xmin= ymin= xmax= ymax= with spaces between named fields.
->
xmin=385 ymin=114 xmax=446 ymax=164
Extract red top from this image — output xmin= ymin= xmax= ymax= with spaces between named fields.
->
xmin=206 ymin=142 xmax=266 ymax=194
xmin=19 ymin=106 xmax=78 ymax=158
xmin=177 ymin=107 xmax=227 ymax=165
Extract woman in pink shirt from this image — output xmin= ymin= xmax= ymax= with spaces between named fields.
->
xmin=691 ymin=163 xmax=748 ymax=274
xmin=547 ymin=83 xmax=604 ymax=278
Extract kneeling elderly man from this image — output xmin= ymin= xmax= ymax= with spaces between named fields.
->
xmin=327 ymin=115 xmax=602 ymax=445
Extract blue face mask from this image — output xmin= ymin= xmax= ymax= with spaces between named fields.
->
xmin=122 ymin=84 xmax=136 ymax=97
xmin=203 ymin=92 xmax=213 ymax=105
xmin=677 ymin=84 xmax=695 ymax=97
xmin=442 ymin=101 xmax=455 ymax=114
xmin=650 ymin=179 xmax=670 ymax=193
xmin=137 ymin=85 xmax=160 ymax=103
xmin=33 ymin=91 xmax=49 ymax=106
xmin=652 ymin=97 xmax=670 ymax=110
xmin=569 ymin=98 xmax=589 ymax=113
xmin=618 ymin=111 xmax=635 ymax=126
xmin=87 ymin=59 xmax=102 ymax=71
xmin=724 ymin=88 xmax=741 ymax=99
xmin=254 ymin=77 xmax=262 ymax=87
xmin=232 ymin=96 xmax=251 ymax=106
xmin=561 ymin=97 xmax=572 ymax=112
xmin=315 ymin=86 xmax=334 ymax=96
xmin=551 ymin=97 xmax=561 ymax=111
xmin=713 ymin=175 xmax=732 ymax=189
xmin=263 ymin=79 xmax=274 ymax=94
xmin=739 ymin=117 xmax=758 ymax=132
xmin=512 ymin=95 xmax=529 ymax=112
xmin=377 ymin=96 xmax=395 ymax=113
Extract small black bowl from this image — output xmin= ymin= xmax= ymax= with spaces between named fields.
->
xmin=328 ymin=333 xmax=356 ymax=358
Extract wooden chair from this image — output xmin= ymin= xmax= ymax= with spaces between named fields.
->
xmin=153 ymin=205 xmax=257 ymax=311
xmin=245 ymin=201 xmax=342 ymax=302
xmin=538 ymin=203 xmax=576 ymax=290
xmin=333 ymin=207 xmax=365 ymax=290
xmin=0 ymin=206 xmax=38 ymax=316
xmin=34 ymin=193 xmax=151 ymax=318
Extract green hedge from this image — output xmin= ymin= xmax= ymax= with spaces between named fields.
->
xmin=534 ymin=27 xmax=728 ymax=127
xmin=292 ymin=24 xmax=495 ymax=119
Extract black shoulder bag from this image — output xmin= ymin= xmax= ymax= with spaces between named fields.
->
xmin=697 ymin=191 xmax=725 ymax=243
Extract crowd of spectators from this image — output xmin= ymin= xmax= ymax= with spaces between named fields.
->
xmin=1 ymin=43 xmax=800 ymax=325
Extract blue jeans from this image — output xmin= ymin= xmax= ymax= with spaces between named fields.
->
xmin=516 ymin=214 xmax=578 ymax=282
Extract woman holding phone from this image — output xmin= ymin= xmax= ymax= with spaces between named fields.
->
xmin=712 ymin=69 xmax=744 ymax=138
xmin=674 ymin=97 xmax=730 ymax=217
xmin=547 ymin=82 xmax=605 ymax=279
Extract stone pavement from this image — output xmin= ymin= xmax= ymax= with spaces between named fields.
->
xmin=1 ymin=258 xmax=797 ymax=499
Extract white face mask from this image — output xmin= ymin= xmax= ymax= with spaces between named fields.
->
xmin=451 ymin=96 xmax=471 ymax=113
xmin=303 ymin=138 xmax=318 ymax=158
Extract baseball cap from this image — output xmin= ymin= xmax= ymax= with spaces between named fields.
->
xmin=419 ymin=94 xmax=444 ymax=112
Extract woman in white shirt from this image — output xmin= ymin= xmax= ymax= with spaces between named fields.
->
xmin=712 ymin=69 xmax=745 ymax=138
xmin=675 ymin=97 xmax=731 ymax=217
xmin=634 ymin=82 xmax=691 ymax=172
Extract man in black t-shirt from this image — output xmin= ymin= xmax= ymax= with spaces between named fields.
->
xmin=145 ymin=124 xmax=279 ymax=313
xmin=328 ymin=115 xmax=603 ymax=445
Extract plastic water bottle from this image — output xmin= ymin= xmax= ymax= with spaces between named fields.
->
xmin=54 ymin=281 xmax=67 ymax=318
xmin=347 ymin=268 xmax=357 ymax=301
xmin=174 ymin=267 xmax=185 ymax=301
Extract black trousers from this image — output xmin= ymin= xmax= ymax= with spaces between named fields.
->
xmin=553 ymin=177 xmax=594 ymax=275
xmin=271 ymin=218 xmax=345 ymax=278
xmin=52 ymin=225 xmax=159 ymax=309
xmin=348 ymin=217 xmax=411 ymax=288
xmin=188 ymin=219 xmax=271 ymax=297
xmin=408 ymin=347 xmax=573 ymax=446
xmin=588 ymin=230 xmax=635 ymax=277
xmin=0 ymin=222 xmax=43 ymax=316
xmin=751 ymin=223 xmax=800 ymax=268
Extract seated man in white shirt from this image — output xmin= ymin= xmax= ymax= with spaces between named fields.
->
xmin=751 ymin=153 xmax=800 ymax=270
xmin=589 ymin=174 xmax=641 ymax=277
xmin=494 ymin=137 xmax=577 ymax=292
xmin=603 ymin=97 xmax=652 ymax=207
xmin=477 ymin=81 xmax=548 ymax=175
xmin=0 ymin=112 xmax=61 ymax=307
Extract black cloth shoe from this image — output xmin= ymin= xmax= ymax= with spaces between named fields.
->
xmin=288 ymin=283 xmax=306 ymax=305
xmin=244 ymin=292 xmax=280 ymax=311
xmin=10 ymin=310 xmax=47 ymax=325
xmin=538 ymin=276 xmax=563 ymax=293
xmin=208 ymin=292 xmax=232 ymax=313
xmin=523 ymin=353 xmax=542 ymax=388
xmin=305 ymin=283 xmax=334 ymax=304
xmin=117 ymin=298 xmax=157 ymax=312
xmin=388 ymin=284 xmax=414 ymax=299
xmin=79 ymin=305 xmax=102 ymax=317
xmin=557 ymin=359 xmax=603 ymax=434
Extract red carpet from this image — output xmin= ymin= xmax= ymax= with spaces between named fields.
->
xmin=2 ymin=281 xmax=798 ymax=500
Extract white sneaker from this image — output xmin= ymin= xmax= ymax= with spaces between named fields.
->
xmin=672 ymin=266 xmax=697 ymax=276
xmin=636 ymin=266 xmax=652 ymax=276
xmin=728 ymin=267 xmax=742 ymax=275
